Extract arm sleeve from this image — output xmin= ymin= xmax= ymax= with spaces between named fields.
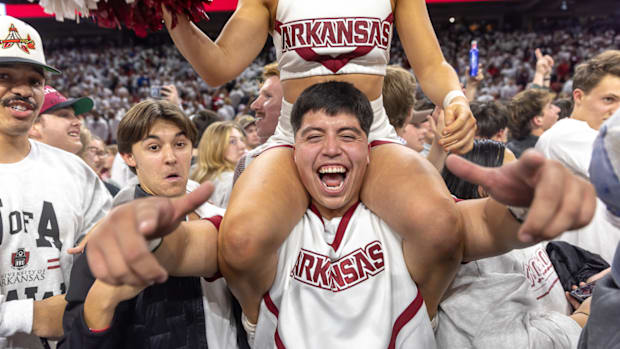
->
xmin=0 ymin=297 xmax=33 ymax=337
xmin=79 ymin=173 xmax=112 ymax=241
xmin=58 ymin=251 xmax=127 ymax=349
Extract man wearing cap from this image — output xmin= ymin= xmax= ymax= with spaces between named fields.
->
xmin=235 ymin=114 xmax=260 ymax=149
xmin=0 ymin=16 xmax=111 ymax=348
xmin=28 ymin=85 xmax=94 ymax=154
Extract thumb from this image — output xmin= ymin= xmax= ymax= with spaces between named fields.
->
xmin=445 ymin=154 xmax=491 ymax=187
xmin=535 ymin=48 xmax=543 ymax=60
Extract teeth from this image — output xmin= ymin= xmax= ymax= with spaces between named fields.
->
xmin=11 ymin=105 xmax=27 ymax=111
xmin=318 ymin=166 xmax=346 ymax=174
xmin=322 ymin=181 xmax=344 ymax=190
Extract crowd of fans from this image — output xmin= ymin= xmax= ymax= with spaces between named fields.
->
xmin=1 ymin=8 xmax=620 ymax=348
xmin=39 ymin=16 xmax=619 ymax=150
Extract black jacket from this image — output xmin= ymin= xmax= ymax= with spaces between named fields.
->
xmin=59 ymin=251 xmax=210 ymax=348
xmin=58 ymin=185 xmax=249 ymax=349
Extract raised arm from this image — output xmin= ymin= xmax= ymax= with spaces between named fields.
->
xmin=163 ymin=0 xmax=271 ymax=86
xmin=394 ymin=0 xmax=476 ymax=154
xmin=449 ymin=150 xmax=596 ymax=260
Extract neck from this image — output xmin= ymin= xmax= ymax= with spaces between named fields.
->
xmin=312 ymin=199 xmax=358 ymax=220
xmin=0 ymin=134 xmax=31 ymax=163
xmin=530 ymin=128 xmax=544 ymax=137
xmin=570 ymin=109 xmax=597 ymax=130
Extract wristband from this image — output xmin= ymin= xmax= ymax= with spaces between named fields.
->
xmin=147 ymin=237 xmax=163 ymax=252
xmin=508 ymin=206 xmax=529 ymax=223
xmin=89 ymin=325 xmax=111 ymax=333
xmin=442 ymin=90 xmax=467 ymax=109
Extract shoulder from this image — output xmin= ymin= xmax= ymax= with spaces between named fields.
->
xmin=31 ymin=140 xmax=99 ymax=180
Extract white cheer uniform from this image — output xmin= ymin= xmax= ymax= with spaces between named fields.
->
xmin=0 ymin=140 xmax=111 ymax=348
xmin=254 ymin=202 xmax=436 ymax=349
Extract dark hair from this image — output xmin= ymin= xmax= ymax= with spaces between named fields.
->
xmin=507 ymin=89 xmax=555 ymax=140
xmin=291 ymin=81 xmax=372 ymax=136
xmin=117 ymin=100 xmax=197 ymax=173
xmin=553 ymin=98 xmax=573 ymax=120
xmin=442 ymin=139 xmax=506 ymax=199
xmin=414 ymin=96 xmax=435 ymax=111
xmin=191 ymin=109 xmax=223 ymax=147
xmin=471 ymin=101 xmax=509 ymax=139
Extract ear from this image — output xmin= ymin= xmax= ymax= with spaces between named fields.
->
xmin=531 ymin=115 xmax=543 ymax=128
xmin=28 ymin=122 xmax=42 ymax=139
xmin=572 ymin=88 xmax=584 ymax=106
xmin=120 ymin=152 xmax=137 ymax=168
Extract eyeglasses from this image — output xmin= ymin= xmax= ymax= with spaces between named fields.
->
xmin=87 ymin=147 xmax=107 ymax=157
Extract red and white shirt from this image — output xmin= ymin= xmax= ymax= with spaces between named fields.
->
xmin=254 ymin=202 xmax=436 ymax=349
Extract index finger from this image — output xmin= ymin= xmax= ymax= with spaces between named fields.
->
xmin=445 ymin=154 xmax=492 ymax=187
xmin=170 ymin=181 xmax=215 ymax=222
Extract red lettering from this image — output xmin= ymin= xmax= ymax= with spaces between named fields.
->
xmin=323 ymin=21 xmax=337 ymax=46
xmin=381 ymin=22 xmax=391 ymax=47
xmin=354 ymin=251 xmax=376 ymax=278
xmin=306 ymin=21 xmax=322 ymax=46
xmin=292 ymin=23 xmax=306 ymax=47
xmin=301 ymin=253 xmax=315 ymax=281
xmin=330 ymin=264 xmax=346 ymax=290
xmin=354 ymin=21 xmax=368 ymax=44
xmin=340 ymin=258 xmax=358 ymax=284
xmin=368 ymin=21 xmax=380 ymax=46
xmin=337 ymin=20 xmax=353 ymax=46
xmin=313 ymin=256 xmax=331 ymax=287
xmin=367 ymin=242 xmax=384 ymax=270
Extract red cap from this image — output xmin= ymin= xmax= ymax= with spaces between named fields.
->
xmin=40 ymin=86 xmax=93 ymax=116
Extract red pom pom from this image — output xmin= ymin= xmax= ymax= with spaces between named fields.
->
xmin=90 ymin=0 xmax=211 ymax=37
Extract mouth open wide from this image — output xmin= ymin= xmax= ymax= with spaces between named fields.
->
xmin=318 ymin=165 xmax=347 ymax=192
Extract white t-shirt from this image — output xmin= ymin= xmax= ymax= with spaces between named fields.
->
xmin=110 ymin=152 xmax=136 ymax=190
xmin=0 ymin=140 xmax=111 ymax=348
xmin=209 ymin=171 xmax=234 ymax=208
xmin=535 ymin=118 xmax=599 ymax=179
xmin=436 ymin=243 xmax=581 ymax=348
xmin=535 ymin=117 xmax=620 ymax=262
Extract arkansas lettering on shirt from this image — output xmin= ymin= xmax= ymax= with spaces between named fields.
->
xmin=279 ymin=17 xmax=392 ymax=52
xmin=290 ymin=241 xmax=385 ymax=292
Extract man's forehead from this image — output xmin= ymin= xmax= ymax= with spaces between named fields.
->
xmin=0 ymin=63 xmax=44 ymax=77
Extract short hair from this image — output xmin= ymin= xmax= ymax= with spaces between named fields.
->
xmin=471 ymin=101 xmax=509 ymax=139
xmin=442 ymin=139 xmax=506 ymax=199
xmin=191 ymin=121 xmax=245 ymax=183
xmin=553 ymin=98 xmax=573 ymax=120
xmin=291 ymin=81 xmax=373 ymax=137
xmin=191 ymin=109 xmax=222 ymax=147
xmin=507 ymin=89 xmax=555 ymax=140
xmin=573 ymin=50 xmax=620 ymax=94
xmin=117 ymin=100 xmax=197 ymax=173
xmin=415 ymin=96 xmax=435 ymax=111
xmin=383 ymin=65 xmax=417 ymax=130
xmin=262 ymin=62 xmax=280 ymax=80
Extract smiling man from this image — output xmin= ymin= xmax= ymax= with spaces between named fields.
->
xmin=28 ymin=86 xmax=94 ymax=154
xmin=0 ymin=16 xmax=111 ymax=348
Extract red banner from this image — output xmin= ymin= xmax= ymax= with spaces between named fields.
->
xmin=1 ymin=0 xmax=510 ymax=19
